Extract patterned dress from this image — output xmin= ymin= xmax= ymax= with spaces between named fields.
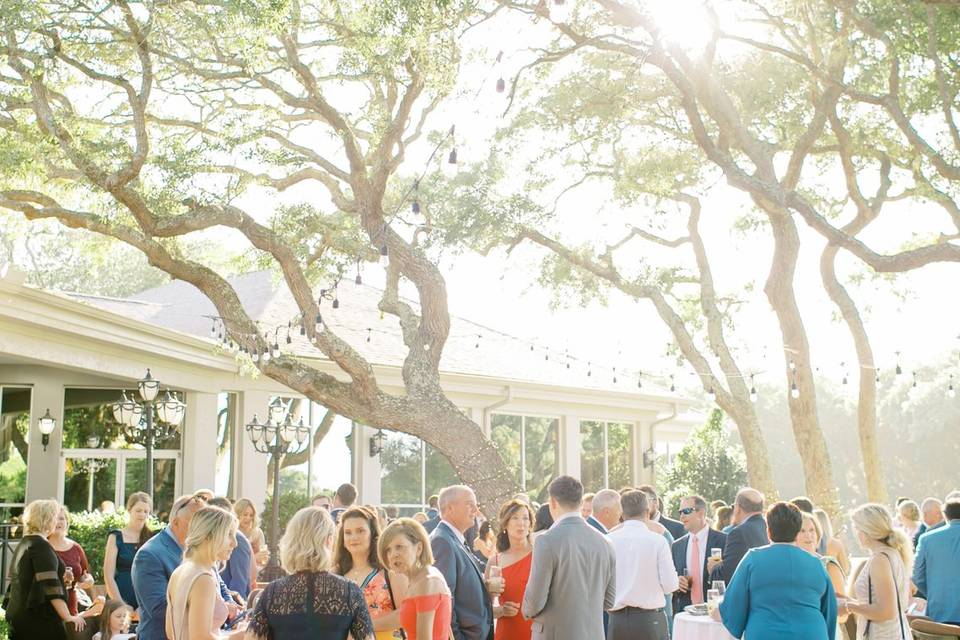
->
xmin=854 ymin=550 xmax=910 ymax=640
xmin=248 ymin=570 xmax=374 ymax=640
xmin=359 ymin=570 xmax=402 ymax=640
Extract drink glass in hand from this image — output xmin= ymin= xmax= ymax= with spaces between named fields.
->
xmin=487 ymin=565 xmax=505 ymax=606
xmin=63 ymin=566 xmax=74 ymax=590
xmin=710 ymin=547 xmax=722 ymax=561
xmin=712 ymin=580 xmax=726 ymax=597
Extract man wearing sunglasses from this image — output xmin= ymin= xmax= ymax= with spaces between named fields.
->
xmin=671 ymin=495 xmax=727 ymax=614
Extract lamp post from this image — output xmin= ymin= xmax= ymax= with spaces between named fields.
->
xmin=110 ymin=369 xmax=186 ymax=501
xmin=80 ymin=436 xmax=110 ymax=512
xmin=245 ymin=402 xmax=310 ymax=581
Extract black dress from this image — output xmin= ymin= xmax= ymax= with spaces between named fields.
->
xmin=3 ymin=534 xmax=67 ymax=640
xmin=248 ymin=570 xmax=374 ymax=640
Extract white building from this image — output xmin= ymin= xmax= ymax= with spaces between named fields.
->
xmin=0 ymin=267 xmax=698 ymax=515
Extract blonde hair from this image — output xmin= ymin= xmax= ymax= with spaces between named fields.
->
xmin=184 ymin=506 xmax=237 ymax=561
xmin=23 ymin=499 xmax=60 ymax=535
xmin=280 ymin=507 xmax=335 ymax=573
xmin=851 ymin=503 xmax=913 ymax=573
xmin=378 ymin=518 xmax=433 ymax=570
xmin=897 ymin=500 xmax=920 ymax=523
xmin=813 ymin=508 xmax=834 ymax=540
xmin=233 ymin=498 xmax=259 ymax=529
xmin=801 ymin=511 xmax=823 ymax=545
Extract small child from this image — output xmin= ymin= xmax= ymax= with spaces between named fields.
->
xmin=92 ymin=599 xmax=134 ymax=640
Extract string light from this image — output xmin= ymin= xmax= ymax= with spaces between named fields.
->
xmin=669 ymin=374 xmax=675 ymax=393
xmin=912 ymin=372 xmax=918 ymax=389
xmin=949 ymin=374 xmax=956 ymax=399
xmin=749 ymin=374 xmax=758 ymax=403
xmin=707 ymin=385 xmax=716 ymax=403
xmin=841 ymin=362 xmax=848 ymax=385
xmin=790 ymin=371 xmax=800 ymax=399
xmin=895 ymin=351 xmax=902 ymax=375
xmin=637 ymin=371 xmax=643 ymax=389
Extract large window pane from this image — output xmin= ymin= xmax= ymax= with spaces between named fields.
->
xmin=123 ymin=458 xmax=177 ymax=518
xmin=524 ymin=417 xmax=558 ymax=503
xmin=63 ymin=458 xmax=117 ymax=513
xmin=0 ymin=387 xmax=30 ymax=504
xmin=607 ymin=422 xmax=633 ymax=491
xmin=491 ymin=414 xmax=522 ymax=489
xmin=215 ymin=393 xmax=235 ymax=497
xmin=425 ymin=443 xmax=459 ymax=498
xmin=64 ymin=388 xmax=181 ymax=451
xmin=380 ymin=431 xmax=422 ymax=505
xmin=580 ymin=420 xmax=605 ymax=492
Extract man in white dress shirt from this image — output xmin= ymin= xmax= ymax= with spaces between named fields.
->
xmin=606 ymin=490 xmax=679 ymax=640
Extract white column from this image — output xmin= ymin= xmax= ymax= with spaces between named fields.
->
xmin=180 ymin=392 xmax=218 ymax=494
xmin=26 ymin=378 xmax=64 ymax=502
xmin=355 ymin=425 xmax=382 ymax=506
xmin=636 ymin=420 xmax=654 ymax=485
xmin=233 ymin=390 xmax=271 ymax=511
xmin=559 ymin=415 xmax=581 ymax=480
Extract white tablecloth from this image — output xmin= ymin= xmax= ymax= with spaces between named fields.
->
xmin=672 ymin=612 xmax=737 ymax=640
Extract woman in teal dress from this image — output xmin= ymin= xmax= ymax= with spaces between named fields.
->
xmin=715 ymin=502 xmax=837 ymax=640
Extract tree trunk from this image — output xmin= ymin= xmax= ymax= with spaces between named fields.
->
xmin=764 ymin=212 xmax=840 ymax=516
xmin=820 ymin=246 xmax=887 ymax=503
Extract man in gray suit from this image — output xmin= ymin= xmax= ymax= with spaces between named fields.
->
xmin=522 ymin=475 xmax=616 ymax=640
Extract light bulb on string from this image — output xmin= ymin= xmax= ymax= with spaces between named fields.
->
xmin=669 ymin=374 xmax=676 ymax=393
xmin=841 ymin=361 xmax=847 ymax=385
xmin=948 ymin=374 xmax=956 ymax=399
xmin=895 ymin=351 xmax=902 ymax=375
xmin=587 ymin=362 xmax=592 ymax=377
xmin=496 ymin=77 xmax=505 ymax=93
xmin=707 ymin=386 xmax=716 ymax=403
xmin=789 ymin=359 xmax=796 ymax=371
xmin=912 ymin=372 xmax=918 ymax=388
xmin=637 ymin=371 xmax=643 ymax=389
xmin=366 ymin=328 xmax=371 ymax=343
xmin=790 ymin=372 xmax=800 ymax=399
xmin=875 ymin=368 xmax=880 ymax=383
xmin=613 ymin=367 xmax=617 ymax=384
xmin=749 ymin=373 xmax=758 ymax=403
xmin=332 ymin=296 xmax=340 ymax=309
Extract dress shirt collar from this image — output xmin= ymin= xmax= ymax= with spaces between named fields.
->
xmin=440 ymin=519 xmax=466 ymax=544
xmin=552 ymin=510 xmax=582 ymax=527
xmin=691 ymin=524 xmax=710 ymax=546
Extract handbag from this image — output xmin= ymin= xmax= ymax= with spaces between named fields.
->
xmin=864 ymin=552 xmax=906 ymax=640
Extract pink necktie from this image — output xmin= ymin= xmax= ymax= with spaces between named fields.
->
xmin=690 ymin=534 xmax=704 ymax=604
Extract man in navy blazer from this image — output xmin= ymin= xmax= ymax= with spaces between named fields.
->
xmin=672 ymin=495 xmax=727 ymax=612
xmin=131 ymin=494 xmax=204 ymax=640
xmin=586 ymin=489 xmax=622 ymax=534
xmin=708 ymin=488 xmax=769 ymax=584
xmin=430 ymin=485 xmax=494 ymax=640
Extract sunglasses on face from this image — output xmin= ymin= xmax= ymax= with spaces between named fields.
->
xmin=679 ymin=507 xmax=700 ymax=516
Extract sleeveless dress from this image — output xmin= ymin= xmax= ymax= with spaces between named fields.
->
xmin=399 ymin=593 xmax=452 ymax=640
xmin=494 ymin=552 xmax=533 ymax=640
xmin=109 ymin=530 xmax=140 ymax=607
xmin=54 ymin=541 xmax=90 ymax=615
xmin=166 ymin=563 xmax=229 ymax=640
xmin=854 ymin=549 xmax=910 ymax=640
xmin=359 ymin=570 xmax=402 ymax=640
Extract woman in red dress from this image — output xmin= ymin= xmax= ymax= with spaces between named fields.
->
xmin=379 ymin=518 xmax=452 ymax=640
xmin=485 ymin=499 xmax=535 ymax=640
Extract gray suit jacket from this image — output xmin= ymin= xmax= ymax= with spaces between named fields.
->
xmin=522 ymin=515 xmax=616 ymax=640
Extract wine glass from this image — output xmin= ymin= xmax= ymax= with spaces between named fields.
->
xmin=712 ymin=580 xmax=726 ymax=597
xmin=487 ymin=564 xmax=504 ymax=606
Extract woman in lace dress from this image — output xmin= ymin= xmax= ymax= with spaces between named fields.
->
xmin=842 ymin=504 xmax=913 ymax=640
xmin=245 ymin=507 xmax=373 ymax=640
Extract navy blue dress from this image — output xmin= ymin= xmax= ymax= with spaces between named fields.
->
xmin=248 ymin=570 xmax=373 ymax=640
xmin=109 ymin=530 xmax=140 ymax=607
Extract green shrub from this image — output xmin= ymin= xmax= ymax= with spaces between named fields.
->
xmin=261 ymin=490 xmax=310 ymax=550
xmin=67 ymin=510 xmax=161 ymax=583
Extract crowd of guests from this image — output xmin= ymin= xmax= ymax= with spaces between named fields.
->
xmin=4 ymin=479 xmax=959 ymax=640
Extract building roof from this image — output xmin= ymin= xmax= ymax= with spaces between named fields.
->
xmin=68 ymin=271 xmax=675 ymax=399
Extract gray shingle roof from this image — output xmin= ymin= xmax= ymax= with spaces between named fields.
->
xmin=69 ymin=271 xmax=667 ymax=395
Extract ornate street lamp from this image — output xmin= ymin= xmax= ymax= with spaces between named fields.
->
xmin=368 ymin=429 xmax=386 ymax=457
xmin=246 ymin=405 xmax=310 ymax=581
xmin=110 ymin=369 xmax=186 ymax=501
xmin=37 ymin=409 xmax=57 ymax=451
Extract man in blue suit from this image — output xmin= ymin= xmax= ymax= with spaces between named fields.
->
xmin=672 ymin=494 xmax=727 ymax=613
xmin=913 ymin=499 xmax=960 ymax=624
xmin=430 ymin=485 xmax=493 ymax=640
xmin=131 ymin=494 xmax=205 ymax=640
xmin=708 ymin=488 xmax=768 ymax=584
xmin=586 ymin=489 xmax=622 ymax=534
xmin=913 ymin=498 xmax=945 ymax=549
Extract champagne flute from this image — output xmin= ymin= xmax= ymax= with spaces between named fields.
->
xmin=488 ymin=564 xmax=504 ymax=607
xmin=712 ymin=580 xmax=726 ymax=597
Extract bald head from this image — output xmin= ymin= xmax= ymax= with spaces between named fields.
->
xmin=592 ymin=489 xmax=623 ymax=530
xmin=921 ymin=498 xmax=944 ymax=527
xmin=732 ymin=488 xmax=764 ymax=526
